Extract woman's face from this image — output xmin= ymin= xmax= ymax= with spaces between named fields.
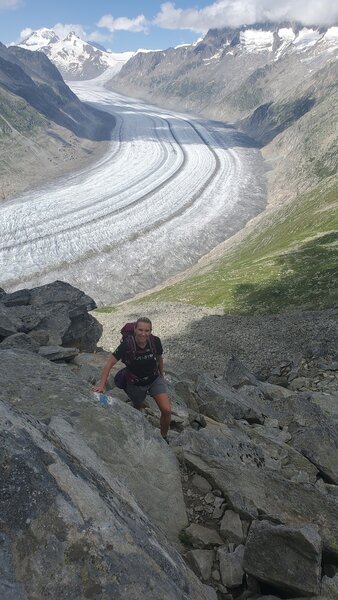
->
xmin=134 ymin=321 xmax=152 ymax=345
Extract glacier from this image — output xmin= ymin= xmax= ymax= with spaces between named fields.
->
xmin=0 ymin=77 xmax=266 ymax=305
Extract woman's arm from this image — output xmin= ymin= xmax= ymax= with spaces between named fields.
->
xmin=92 ymin=354 xmax=118 ymax=393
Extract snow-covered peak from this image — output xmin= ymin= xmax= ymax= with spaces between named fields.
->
xmin=19 ymin=27 xmax=60 ymax=51
xmin=17 ymin=27 xmax=135 ymax=80
xmin=292 ymin=28 xmax=321 ymax=51
xmin=240 ymin=29 xmax=274 ymax=53
xmin=324 ymin=26 xmax=338 ymax=41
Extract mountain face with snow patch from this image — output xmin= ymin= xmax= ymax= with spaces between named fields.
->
xmin=18 ymin=28 xmax=135 ymax=80
xmin=109 ymin=22 xmax=338 ymax=202
xmin=0 ymin=42 xmax=115 ymax=199
xmin=109 ymin=22 xmax=338 ymax=119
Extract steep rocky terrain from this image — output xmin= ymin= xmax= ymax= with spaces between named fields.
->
xmin=1 ymin=281 xmax=337 ymax=599
xmin=0 ymin=42 xmax=115 ymax=199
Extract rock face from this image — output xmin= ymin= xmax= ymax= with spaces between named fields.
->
xmin=0 ymin=401 xmax=214 ymax=600
xmin=0 ymin=281 xmax=102 ymax=352
xmin=243 ymin=522 xmax=322 ymax=597
xmin=1 ymin=283 xmax=338 ymax=599
xmin=0 ymin=348 xmax=188 ymax=542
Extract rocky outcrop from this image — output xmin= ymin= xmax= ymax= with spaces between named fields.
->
xmin=0 ymin=281 xmax=102 ymax=352
xmin=0 ymin=348 xmax=188 ymax=543
xmin=0 ymin=400 xmax=215 ymax=600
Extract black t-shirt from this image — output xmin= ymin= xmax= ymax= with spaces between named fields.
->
xmin=112 ymin=335 xmax=163 ymax=385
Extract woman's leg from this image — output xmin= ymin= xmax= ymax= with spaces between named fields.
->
xmin=126 ymin=382 xmax=147 ymax=411
xmin=152 ymin=393 xmax=172 ymax=438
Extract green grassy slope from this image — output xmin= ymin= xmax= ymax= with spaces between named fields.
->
xmin=148 ymin=178 xmax=338 ymax=314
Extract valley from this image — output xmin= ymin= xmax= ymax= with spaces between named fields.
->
xmin=0 ymin=77 xmax=265 ymax=305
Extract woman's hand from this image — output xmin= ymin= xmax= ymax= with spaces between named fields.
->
xmin=91 ymin=385 xmax=105 ymax=393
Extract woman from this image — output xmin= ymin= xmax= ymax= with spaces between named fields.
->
xmin=92 ymin=317 xmax=171 ymax=441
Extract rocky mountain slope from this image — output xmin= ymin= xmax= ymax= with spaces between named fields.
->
xmin=0 ymin=42 xmax=115 ymax=199
xmin=1 ymin=281 xmax=337 ymax=599
xmin=18 ymin=27 xmax=135 ymax=80
xmin=110 ymin=23 xmax=338 ymax=202
xmin=109 ymin=22 xmax=338 ymax=313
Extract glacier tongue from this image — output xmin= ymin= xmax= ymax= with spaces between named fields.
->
xmin=0 ymin=79 xmax=266 ymax=305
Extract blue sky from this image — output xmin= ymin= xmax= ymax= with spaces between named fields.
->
xmin=1 ymin=1 xmax=337 ymax=52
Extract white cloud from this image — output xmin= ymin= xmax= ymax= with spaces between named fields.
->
xmin=19 ymin=27 xmax=33 ymax=40
xmin=153 ymin=1 xmax=338 ymax=33
xmin=86 ymin=29 xmax=113 ymax=44
xmin=52 ymin=22 xmax=88 ymax=40
xmin=0 ymin=0 xmax=21 ymax=9
xmin=97 ymin=14 xmax=149 ymax=33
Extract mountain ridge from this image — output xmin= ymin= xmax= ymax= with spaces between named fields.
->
xmin=18 ymin=27 xmax=135 ymax=80
xmin=0 ymin=42 xmax=115 ymax=199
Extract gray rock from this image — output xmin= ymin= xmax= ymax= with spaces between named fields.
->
xmin=196 ymin=374 xmax=263 ymax=424
xmin=1 ymin=281 xmax=102 ymax=352
xmin=213 ymin=497 xmax=226 ymax=519
xmin=218 ymin=544 xmax=245 ymax=588
xmin=220 ymin=510 xmax=244 ymax=545
xmin=309 ymin=392 xmax=338 ymax=422
xmin=286 ymin=395 xmax=338 ymax=485
xmin=184 ymin=524 xmax=223 ymax=549
xmin=28 ymin=329 xmax=50 ymax=345
xmin=243 ymin=521 xmax=322 ymax=597
xmin=258 ymin=381 xmax=294 ymax=400
xmin=0 ymin=304 xmax=19 ymax=339
xmin=288 ymin=377 xmax=312 ymax=391
xmin=174 ymin=380 xmax=200 ymax=412
xmin=0 ymin=332 xmax=40 ymax=353
xmin=0 ymin=349 xmax=187 ymax=542
xmin=186 ymin=549 xmax=215 ymax=581
xmin=172 ymin=427 xmax=338 ymax=556
xmin=224 ymin=356 xmax=258 ymax=389
xmin=38 ymin=345 xmax=79 ymax=362
xmin=1 ymin=289 xmax=31 ymax=306
xmin=192 ymin=474 xmax=213 ymax=492
xmin=0 ymin=400 xmax=213 ymax=600
xmin=320 ymin=574 xmax=338 ymax=599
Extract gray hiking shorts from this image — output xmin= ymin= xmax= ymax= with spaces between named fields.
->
xmin=126 ymin=376 xmax=167 ymax=408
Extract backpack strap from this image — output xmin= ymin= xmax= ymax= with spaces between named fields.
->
xmin=149 ymin=334 xmax=158 ymax=363
xmin=123 ymin=334 xmax=137 ymax=366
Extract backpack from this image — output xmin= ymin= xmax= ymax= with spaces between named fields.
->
xmin=114 ymin=322 xmax=158 ymax=390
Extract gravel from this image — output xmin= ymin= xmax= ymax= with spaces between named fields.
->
xmin=94 ymin=301 xmax=338 ymax=377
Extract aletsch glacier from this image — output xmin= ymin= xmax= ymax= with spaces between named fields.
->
xmin=0 ymin=75 xmax=266 ymax=305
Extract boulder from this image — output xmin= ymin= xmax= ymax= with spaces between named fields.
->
xmin=218 ymin=544 xmax=245 ymax=588
xmin=243 ymin=521 xmax=322 ymax=597
xmin=320 ymin=574 xmax=338 ymax=599
xmin=0 ymin=400 xmax=215 ymax=600
xmin=0 ymin=304 xmax=20 ymax=339
xmin=0 ymin=281 xmax=102 ymax=352
xmin=184 ymin=524 xmax=223 ymax=549
xmin=0 ymin=348 xmax=188 ymax=542
xmin=224 ymin=356 xmax=258 ymax=389
xmin=196 ymin=374 xmax=264 ymax=424
xmin=0 ymin=332 xmax=40 ymax=353
xmin=1 ymin=288 xmax=31 ymax=306
xmin=219 ymin=510 xmax=244 ymax=545
xmin=186 ymin=549 xmax=215 ymax=581
xmin=172 ymin=427 xmax=338 ymax=556
xmin=38 ymin=345 xmax=79 ymax=362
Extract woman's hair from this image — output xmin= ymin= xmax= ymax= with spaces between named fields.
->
xmin=136 ymin=317 xmax=152 ymax=329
